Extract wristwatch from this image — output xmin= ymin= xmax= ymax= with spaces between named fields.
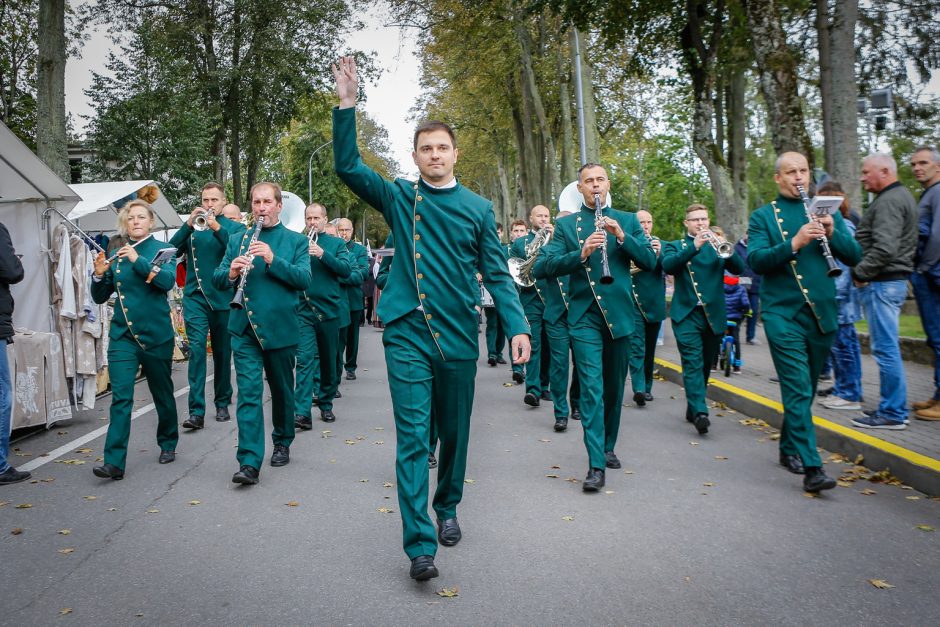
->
xmin=146 ymin=264 xmax=161 ymax=284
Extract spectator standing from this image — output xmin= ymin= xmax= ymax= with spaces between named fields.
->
xmin=851 ymin=153 xmax=919 ymax=430
xmin=909 ymin=146 xmax=940 ymax=420
xmin=734 ymin=233 xmax=762 ymax=345
xmin=0 ymin=221 xmax=28 ymax=485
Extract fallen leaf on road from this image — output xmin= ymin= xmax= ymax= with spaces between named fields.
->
xmin=15 ymin=503 xmax=32 ymax=509
xmin=344 ymin=440 xmax=356 ymax=445
xmin=74 ymin=448 xmax=93 ymax=454
xmin=900 ymin=485 xmax=913 ymax=490
xmin=59 ymin=608 xmax=72 ymax=616
xmin=565 ymin=477 xmax=580 ymax=483
xmin=538 ymin=438 xmax=551 ymax=443
xmin=356 ymin=436 xmax=366 ymax=441
xmin=623 ymin=470 xmax=634 ymax=475
xmin=714 ymin=456 xmax=729 ymax=461
xmin=58 ymin=529 xmax=71 ymax=535
xmin=768 ymin=433 xmax=781 ymax=440
xmin=836 ymin=481 xmax=853 ymax=488
xmin=285 ymin=501 xmax=299 ymax=507
xmin=803 ymin=492 xmax=819 ymax=498
xmin=916 ymin=525 xmax=935 ymax=532
xmin=11 ymin=528 xmax=22 ymax=535
xmin=374 ymin=441 xmax=384 ymax=445
xmin=502 ymin=383 xmax=513 ymax=387
xmin=703 ymin=482 xmax=714 ymax=487
xmin=689 ymin=442 xmax=699 ymax=446
xmin=561 ymin=516 xmax=575 ymax=521
xmin=147 ymin=509 xmax=159 ymax=514
xmin=859 ymin=488 xmax=877 ymax=496
xmin=854 ymin=453 xmax=864 ymax=465
xmin=604 ymin=490 xmax=614 ymax=494
xmin=383 ymin=482 xmax=394 ymax=488
xmin=106 ymin=508 xmax=117 ymax=512
xmin=905 ymin=496 xmax=921 ymax=500
xmin=550 ymin=465 xmax=560 ymax=469
xmin=0 ymin=501 xmax=8 ymax=507
xmin=358 ymin=479 xmax=369 ymax=483
xmin=39 ymin=478 xmax=55 ymax=483
xmin=58 ymin=548 xmax=75 ymax=554
xmin=188 ymin=500 xmax=201 ymax=506
xmin=321 ymin=430 xmax=332 ymax=435
xmin=464 ymin=479 xmax=476 ymax=484
xmin=868 ymin=579 xmax=894 ymax=589
xmin=436 ymin=586 xmax=459 ymax=598
xmin=55 ymin=459 xmax=85 ymax=465
xmin=545 ymin=474 xmax=559 ymax=478
xmin=329 ymin=459 xmax=336 ymax=463
xmin=374 ymin=427 xmax=384 ymax=431
xmin=83 ymin=496 xmax=97 ymax=501
xmin=377 ymin=507 xmax=395 ymax=513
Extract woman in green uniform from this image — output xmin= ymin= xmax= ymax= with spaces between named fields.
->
xmin=91 ymin=200 xmax=180 ymax=480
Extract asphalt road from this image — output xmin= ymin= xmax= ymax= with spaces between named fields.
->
xmin=2 ymin=326 xmax=938 ymax=626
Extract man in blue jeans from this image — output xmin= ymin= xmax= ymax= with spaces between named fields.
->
xmin=910 ymin=146 xmax=940 ymax=420
xmin=851 ymin=154 xmax=919 ymax=430
xmin=0 ymin=221 xmax=30 ymax=485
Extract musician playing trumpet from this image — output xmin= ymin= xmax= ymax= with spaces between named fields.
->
xmin=662 ymin=204 xmax=744 ymax=436
xmin=213 ymin=182 xmax=311 ymax=485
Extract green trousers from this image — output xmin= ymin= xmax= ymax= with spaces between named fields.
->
xmin=294 ymin=312 xmax=340 ymax=415
xmin=183 ymin=296 xmax=233 ymax=416
xmin=628 ymin=303 xmax=662 ymax=395
xmin=672 ymin=308 xmax=720 ymax=417
xmin=522 ymin=301 xmax=544 ymax=396
xmin=383 ymin=310 xmax=476 ymax=559
xmin=104 ymin=336 xmax=178 ymax=470
xmin=341 ymin=309 xmax=363 ymax=374
xmin=764 ymin=306 xmax=834 ymax=468
xmin=569 ymin=305 xmax=630 ymax=470
xmin=540 ymin=324 xmax=551 ymax=392
xmin=231 ymin=331 xmax=296 ymax=470
xmin=484 ymin=307 xmax=505 ymax=359
xmin=544 ymin=316 xmax=580 ymax=419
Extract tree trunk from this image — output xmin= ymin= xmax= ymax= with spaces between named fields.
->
xmin=569 ymin=28 xmax=600 ymax=163
xmin=36 ymin=0 xmax=68 ymax=180
xmin=816 ymin=0 xmax=834 ymax=174
xmin=828 ymin=0 xmax=861 ymax=208
xmin=556 ymin=37 xmax=576 ymax=183
xmin=745 ymin=0 xmax=815 ymax=169
xmin=727 ymin=67 xmax=748 ymax=229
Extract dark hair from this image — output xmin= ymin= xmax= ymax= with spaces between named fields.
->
xmin=577 ymin=162 xmax=606 ymax=179
xmin=250 ymin=181 xmax=282 ymax=203
xmin=413 ymin=121 xmax=456 ymax=150
xmin=816 ymin=180 xmax=850 ymax=218
xmin=202 ymin=181 xmax=225 ymax=195
xmin=496 ymin=222 xmax=503 ymax=231
xmin=510 ymin=219 xmax=527 ymax=229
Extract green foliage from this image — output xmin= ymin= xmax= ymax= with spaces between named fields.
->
xmin=0 ymin=0 xmax=38 ymax=146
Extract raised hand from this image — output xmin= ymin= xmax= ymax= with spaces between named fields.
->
xmin=332 ymin=56 xmax=358 ymax=109
xmin=93 ymin=252 xmax=112 ymax=277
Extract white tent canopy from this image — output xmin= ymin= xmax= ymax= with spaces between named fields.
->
xmin=0 ymin=121 xmax=80 ymax=331
xmin=68 ymin=180 xmax=182 ymax=233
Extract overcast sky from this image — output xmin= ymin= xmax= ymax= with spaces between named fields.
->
xmin=65 ymin=4 xmax=422 ymax=176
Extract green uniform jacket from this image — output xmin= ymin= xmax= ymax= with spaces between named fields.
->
xmin=630 ymin=254 xmax=666 ymax=323
xmin=212 ymin=222 xmax=312 ymax=350
xmin=301 ymin=232 xmax=352 ymax=322
xmin=376 ymin=234 xmax=393 ymax=291
xmin=341 ymin=240 xmax=369 ymax=313
xmin=747 ymin=195 xmax=862 ymax=334
xmin=662 ymin=235 xmax=745 ymax=334
xmin=91 ymin=235 xmax=177 ymax=350
xmin=169 ymin=216 xmax=246 ymax=311
xmin=333 ymin=106 xmax=529 ymax=360
xmin=542 ymin=275 xmax=572 ymax=326
xmin=532 ymin=205 xmax=656 ymax=340
xmin=510 ymin=231 xmax=549 ymax=310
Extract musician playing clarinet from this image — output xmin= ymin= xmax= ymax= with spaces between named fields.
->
xmin=747 ymin=152 xmax=861 ymax=493
xmin=213 ymin=182 xmax=311 ymax=485
xmin=533 ymin=163 xmax=655 ymax=493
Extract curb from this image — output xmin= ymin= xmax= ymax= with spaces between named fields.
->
xmin=655 ymin=358 xmax=940 ymax=496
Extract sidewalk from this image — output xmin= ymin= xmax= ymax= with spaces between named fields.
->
xmin=653 ymin=322 xmax=940 ymax=495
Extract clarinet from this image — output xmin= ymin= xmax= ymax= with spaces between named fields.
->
xmin=230 ymin=216 xmax=264 ymax=309
xmin=594 ymin=193 xmax=614 ymax=284
xmin=795 ymin=185 xmax=841 ymax=278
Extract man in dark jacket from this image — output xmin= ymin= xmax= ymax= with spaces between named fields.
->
xmin=0 ymin=221 xmax=29 ymax=485
xmin=851 ymin=153 xmax=919 ymax=430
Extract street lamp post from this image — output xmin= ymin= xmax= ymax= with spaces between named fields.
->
xmin=307 ymin=139 xmax=334 ymax=205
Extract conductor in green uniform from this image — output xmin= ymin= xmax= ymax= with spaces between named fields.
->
xmin=170 ymin=182 xmax=245 ymax=429
xmin=510 ymin=205 xmax=552 ymax=407
xmin=336 ymin=217 xmax=369 ymax=383
xmin=748 ymin=151 xmax=862 ymax=493
xmin=333 ymin=56 xmax=531 ymax=582
xmin=534 ymin=163 xmax=655 ymax=492
xmin=213 ymin=182 xmax=311 ymax=485
xmin=91 ymin=200 xmax=179 ymax=480
xmin=293 ymin=204 xmax=351 ymax=428
xmin=628 ymin=210 xmax=665 ymax=407
xmin=661 ymin=204 xmax=744 ymax=435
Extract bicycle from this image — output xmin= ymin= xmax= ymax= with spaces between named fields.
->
xmin=718 ymin=320 xmax=738 ymax=377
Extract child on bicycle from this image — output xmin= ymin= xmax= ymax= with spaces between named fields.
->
xmin=723 ymin=271 xmax=751 ymax=373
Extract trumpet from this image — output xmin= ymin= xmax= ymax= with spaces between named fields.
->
xmin=306 ymin=224 xmax=320 ymax=245
xmin=700 ymin=227 xmax=733 ymax=259
xmin=231 ymin=216 xmax=264 ymax=309
xmin=192 ymin=210 xmax=210 ymax=231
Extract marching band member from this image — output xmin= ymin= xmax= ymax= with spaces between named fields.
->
xmin=91 ymin=200 xmax=179 ymax=480
xmin=293 ymin=203 xmax=351 ymax=429
xmin=508 ymin=220 xmax=528 ymax=383
xmin=533 ymin=163 xmax=655 ymax=492
xmin=336 ymin=218 xmax=369 ymax=384
xmin=661 ymin=205 xmax=744 ymax=435
xmin=748 ymin=152 xmax=861 ymax=492
xmin=333 ymin=56 xmax=530 ymax=581
xmin=213 ymin=182 xmax=311 ymax=485
xmin=170 ymin=182 xmax=245 ymax=430
xmin=628 ymin=210 xmax=665 ymax=407
xmin=541 ymin=258 xmax=581 ymax=432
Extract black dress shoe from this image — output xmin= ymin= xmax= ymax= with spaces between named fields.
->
xmin=686 ymin=407 xmax=694 ymax=423
xmin=803 ymin=467 xmax=836 ymax=492
xmin=335 ymin=389 xmax=343 ymax=399
xmin=428 ymin=453 xmax=438 ymax=469
xmin=693 ymin=413 xmax=710 ymax=435
xmin=409 ymin=555 xmax=439 ymax=581
xmin=232 ymin=465 xmax=259 ymax=485
xmin=779 ymin=453 xmax=805 ymax=475
xmin=320 ymin=409 xmax=336 ymax=423
xmin=182 ymin=415 xmax=204 ymax=430
xmin=604 ymin=451 xmax=622 ymax=469
xmin=523 ymin=393 xmax=540 ymax=407
xmin=487 ymin=357 xmax=497 ymax=367
xmin=346 ymin=371 xmax=356 ymax=380
xmin=215 ymin=406 xmax=230 ymax=422
xmin=496 ymin=355 xmax=507 ymax=364
xmin=158 ymin=450 xmax=176 ymax=464
xmin=295 ymin=415 xmax=313 ymax=430
xmin=512 ymin=372 xmax=524 ymax=384
xmin=0 ymin=467 xmax=31 ymax=485
xmin=571 ymin=407 xmax=581 ymax=420
xmin=633 ymin=391 xmax=646 ymax=407
xmin=643 ymin=392 xmax=654 ymax=402
xmin=93 ymin=463 xmax=124 ymax=480
xmin=541 ymin=389 xmax=552 ymax=401
xmin=270 ymin=444 xmax=290 ymax=467
xmin=554 ymin=417 xmax=568 ymax=432
xmin=312 ymin=396 xmax=320 ymax=407
xmin=582 ymin=468 xmax=605 ymax=492
xmin=437 ymin=518 xmax=462 ymax=546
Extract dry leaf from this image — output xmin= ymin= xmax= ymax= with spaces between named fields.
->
xmin=358 ymin=479 xmax=369 ymax=483
xmin=854 ymin=453 xmax=864 ymax=465
xmin=545 ymin=474 xmax=559 ymax=478
xmin=538 ymin=438 xmax=551 ymax=443
xmin=502 ymin=383 xmax=513 ymax=387
xmin=803 ymin=492 xmax=820 ymax=498
xmin=321 ymin=430 xmax=332 ymax=435
xmin=106 ymin=508 xmax=117 ymax=512
xmin=188 ymin=500 xmax=201 ymax=506
xmin=623 ymin=470 xmax=635 ymax=475
xmin=768 ymin=433 xmax=781 ymax=440
xmin=374 ymin=427 xmax=384 ymax=431
xmin=464 ymin=479 xmax=476 ymax=484
xmin=561 ymin=516 xmax=575 ymax=521
xmin=689 ymin=442 xmax=699 ymax=446
xmin=356 ymin=435 xmax=366 ymax=441
xmin=565 ymin=477 xmax=580 ymax=483
xmin=373 ymin=441 xmax=384 ymax=445
xmin=147 ymin=509 xmax=159 ymax=514
xmin=703 ymin=482 xmax=714 ymax=487
xmin=55 ymin=459 xmax=86 ymax=465
xmin=14 ymin=503 xmax=32 ymax=509
xmin=383 ymin=482 xmax=394 ymax=488
xmin=11 ymin=527 xmax=23 ymax=535
xmin=58 ymin=529 xmax=71 ymax=535
xmin=604 ymin=490 xmax=614 ymax=494
xmin=915 ymin=525 xmax=935 ymax=532
xmin=836 ymin=481 xmax=853 ymax=488
xmin=59 ymin=608 xmax=72 ymax=616
xmin=900 ymin=485 xmax=913 ymax=490
xmin=58 ymin=548 xmax=75 ymax=554
xmin=344 ymin=439 xmax=356 ymax=445
xmin=377 ymin=507 xmax=395 ymax=513
xmin=905 ymin=496 xmax=921 ymax=501
xmin=550 ymin=465 xmax=560 ymax=469
xmin=436 ymin=586 xmax=459 ymax=598
xmin=75 ymin=448 xmax=93 ymax=454
xmin=0 ymin=501 xmax=9 ymax=508
xmin=868 ymin=579 xmax=895 ymax=589
xmin=285 ymin=501 xmax=299 ymax=507
xmin=714 ymin=456 xmax=729 ymax=461
xmin=40 ymin=478 xmax=54 ymax=483
xmin=859 ymin=488 xmax=877 ymax=496
xmin=83 ymin=495 xmax=97 ymax=501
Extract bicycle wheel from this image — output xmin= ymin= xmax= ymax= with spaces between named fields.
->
xmin=723 ymin=341 xmax=732 ymax=377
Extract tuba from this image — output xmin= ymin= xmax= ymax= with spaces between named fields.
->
xmin=508 ymin=227 xmax=553 ymax=287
